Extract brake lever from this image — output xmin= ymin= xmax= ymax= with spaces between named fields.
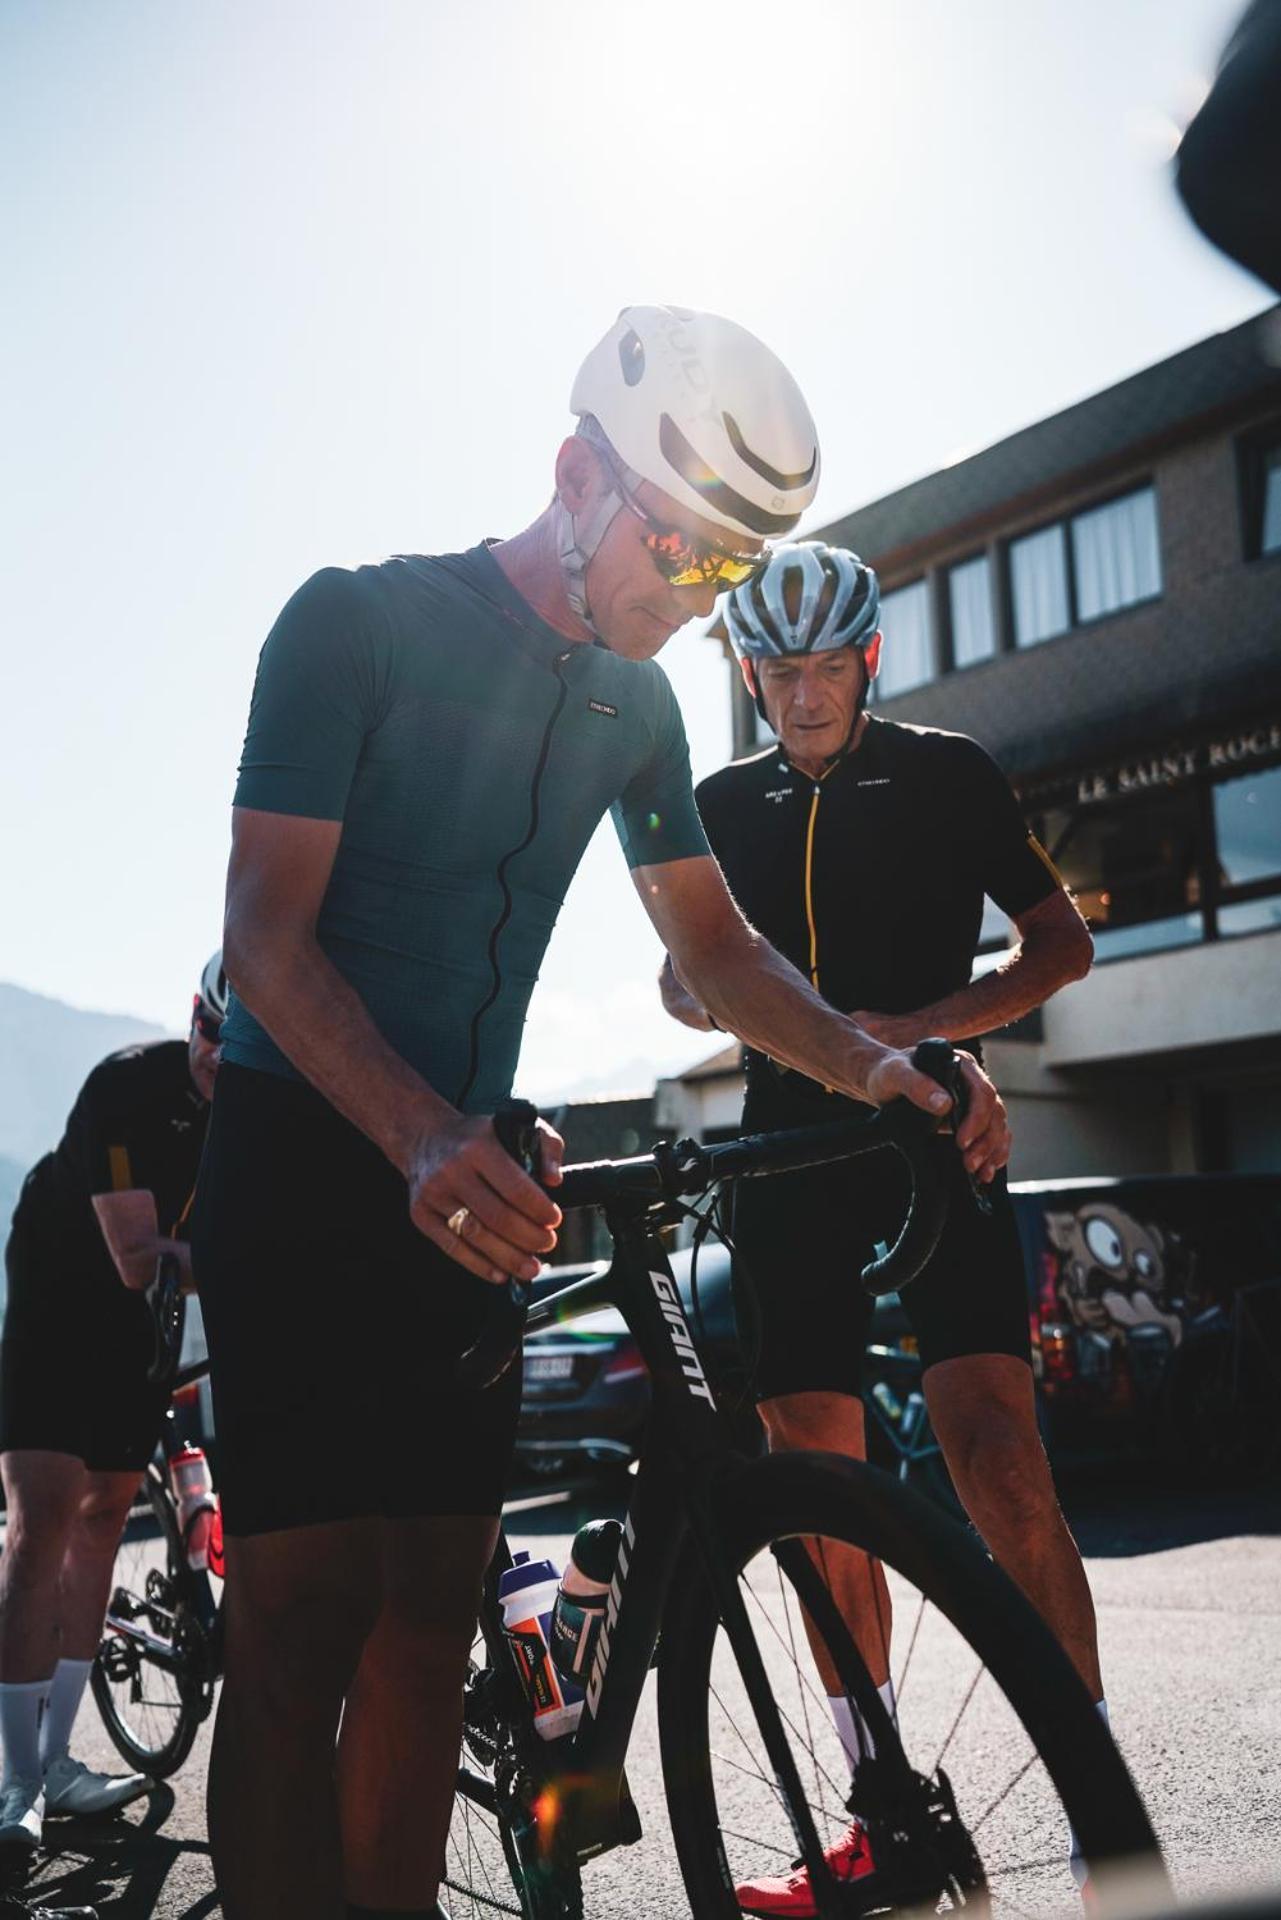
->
xmin=454 ymin=1098 xmax=542 ymax=1391
xmin=145 ymin=1250 xmax=186 ymax=1387
xmin=913 ymin=1036 xmax=992 ymax=1216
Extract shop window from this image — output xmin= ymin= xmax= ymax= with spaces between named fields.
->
xmin=1263 ymin=447 xmax=1281 ymax=554
xmin=1044 ymin=784 xmax=1203 ymax=962
xmin=948 ymin=554 xmax=997 ymax=667
xmin=874 ymin=579 xmax=933 ymax=699
xmin=1070 ymin=487 xmax=1162 ymax=621
xmin=1011 ymin=525 xmax=1070 ymax=648
xmin=1214 ymin=764 xmax=1281 ymax=887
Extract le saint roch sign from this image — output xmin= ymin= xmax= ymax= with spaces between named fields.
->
xmin=1028 ymin=720 xmax=1281 ymax=811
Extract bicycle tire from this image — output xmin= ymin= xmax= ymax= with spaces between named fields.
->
xmin=659 ymin=1451 xmax=1166 ymax=1917
xmin=91 ymin=1462 xmax=205 ymax=1778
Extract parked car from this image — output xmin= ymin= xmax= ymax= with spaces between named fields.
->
xmin=514 ymin=1246 xmax=747 ymax=1483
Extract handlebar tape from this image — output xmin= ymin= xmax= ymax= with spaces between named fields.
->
xmin=454 ymin=1098 xmax=541 ymax=1392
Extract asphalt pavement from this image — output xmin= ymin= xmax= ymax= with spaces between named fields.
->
xmin=13 ymin=1470 xmax=1281 ymax=1919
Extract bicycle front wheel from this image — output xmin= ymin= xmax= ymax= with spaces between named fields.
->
xmin=659 ymin=1451 xmax=1165 ymax=1918
xmin=90 ymin=1462 xmax=207 ymax=1778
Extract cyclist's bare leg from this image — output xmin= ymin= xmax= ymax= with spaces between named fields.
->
xmin=336 ymin=1513 xmax=499 ymax=1911
xmin=54 ymin=1470 xmax=142 ymax=1658
xmin=0 ymin=1450 xmax=84 ymax=1682
xmin=758 ymin=1392 xmax=893 ymax=1691
xmin=925 ymin=1352 xmax=1103 ymax=1698
xmin=209 ymin=1517 xmax=382 ymax=1920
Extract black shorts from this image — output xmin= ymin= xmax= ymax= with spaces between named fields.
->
xmin=731 ymin=1069 xmax=1031 ymax=1403
xmin=0 ymin=1232 xmax=170 ymax=1472
xmin=190 ymin=1063 xmax=523 ymax=1538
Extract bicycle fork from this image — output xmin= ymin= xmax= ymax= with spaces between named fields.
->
xmin=691 ymin=1500 xmax=852 ymax=1917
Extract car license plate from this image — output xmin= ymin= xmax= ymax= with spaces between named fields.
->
xmin=525 ymin=1354 xmax=575 ymax=1382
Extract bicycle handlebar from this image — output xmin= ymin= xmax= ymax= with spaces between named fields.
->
xmin=456 ymin=1039 xmax=975 ymax=1391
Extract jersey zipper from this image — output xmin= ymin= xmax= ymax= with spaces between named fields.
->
xmin=457 ymin=652 xmax=573 ymax=1111
xmin=801 ymin=762 xmax=838 ymax=993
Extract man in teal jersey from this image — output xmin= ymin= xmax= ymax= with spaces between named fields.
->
xmin=193 ymin=306 xmax=1011 ymax=1920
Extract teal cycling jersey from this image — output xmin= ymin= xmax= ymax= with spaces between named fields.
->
xmin=220 ymin=543 xmax=709 ymax=1112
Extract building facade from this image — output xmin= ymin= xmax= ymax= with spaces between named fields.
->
xmin=722 ymin=310 xmax=1281 ymax=1179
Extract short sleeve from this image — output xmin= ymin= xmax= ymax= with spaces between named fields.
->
xmin=962 ymin=740 xmax=1063 ymax=919
xmin=233 ymin=568 xmax=388 ymax=821
xmin=64 ymin=1065 xmax=120 ymax=1198
xmin=611 ymin=671 xmax=710 ymax=870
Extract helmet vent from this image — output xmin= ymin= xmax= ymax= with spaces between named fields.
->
xmin=618 ymin=329 xmax=646 ymax=387
xmin=723 ymin=412 xmax=818 ymax=493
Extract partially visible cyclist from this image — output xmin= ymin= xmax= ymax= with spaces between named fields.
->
xmin=0 ymin=956 xmax=225 ymax=1854
xmin=660 ymin=542 xmax=1100 ymax=1914
xmin=1177 ymin=0 xmax=1281 ymax=294
xmin=192 ymin=305 xmax=1011 ymax=1919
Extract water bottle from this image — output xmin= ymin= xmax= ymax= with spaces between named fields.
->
xmin=169 ymin=1442 xmax=217 ymax=1571
xmin=499 ymin=1551 xmax=581 ymax=1741
xmin=870 ymin=1380 xmax=903 ymax=1426
xmin=550 ymin=1519 xmax=621 ymax=1688
xmin=899 ymin=1390 xmax=926 ymax=1446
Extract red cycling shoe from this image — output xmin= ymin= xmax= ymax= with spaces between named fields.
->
xmin=735 ymin=1819 xmax=875 ymax=1917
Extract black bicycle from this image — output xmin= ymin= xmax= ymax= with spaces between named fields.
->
xmin=443 ymin=1043 xmax=1167 ymax=1919
xmin=91 ymin=1258 xmax=224 ymax=1777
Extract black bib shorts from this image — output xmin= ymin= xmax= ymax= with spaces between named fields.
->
xmin=731 ymin=1068 xmax=1031 ymax=1403
xmin=190 ymin=1064 xmax=522 ymax=1538
xmin=0 ymin=1234 xmax=170 ymax=1472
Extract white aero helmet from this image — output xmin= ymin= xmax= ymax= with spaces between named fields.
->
xmin=557 ymin=305 xmax=820 ymax=635
xmin=725 ymin=543 xmax=881 ymax=659
xmin=197 ymin=949 xmax=229 ymax=1021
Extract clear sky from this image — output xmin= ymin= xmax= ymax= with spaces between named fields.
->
xmin=1 ymin=0 xmax=1269 ymax=1098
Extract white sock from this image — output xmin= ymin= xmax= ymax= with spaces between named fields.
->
xmin=0 ymin=1678 xmax=51 ymax=1787
xmin=828 ymin=1679 xmax=897 ymax=1776
xmin=39 ymin=1659 xmax=93 ymax=1771
xmin=1068 ymin=1698 xmax=1110 ymax=1887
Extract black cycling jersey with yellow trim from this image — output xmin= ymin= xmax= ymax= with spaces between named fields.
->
xmin=220 ymin=543 xmax=709 ymax=1112
xmin=8 ymin=1041 xmax=209 ymax=1284
xmin=695 ymin=717 xmax=1061 ymax=1042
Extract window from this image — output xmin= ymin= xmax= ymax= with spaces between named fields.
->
xmin=1214 ymin=764 xmax=1281 ymax=887
xmin=874 ymin=580 xmax=933 ymax=699
xmin=1009 ymin=484 xmax=1162 ymax=649
xmin=1042 ymin=785 xmax=1203 ymax=961
xmin=1010 ymin=525 xmax=1070 ymax=648
xmin=948 ymin=554 xmax=997 ymax=667
xmin=1070 ymin=487 xmax=1162 ymax=621
xmin=1262 ymin=446 xmax=1281 ymax=556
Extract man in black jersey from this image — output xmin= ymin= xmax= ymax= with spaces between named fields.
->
xmin=0 ymin=957 xmax=225 ymax=1857
xmin=661 ymin=543 xmax=1100 ymax=1915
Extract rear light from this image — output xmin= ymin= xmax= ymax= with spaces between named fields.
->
xmin=602 ymin=1341 xmax=648 ymax=1386
xmin=172 ymin=1382 xmax=201 ymax=1410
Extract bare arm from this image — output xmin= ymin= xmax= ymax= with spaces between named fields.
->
xmin=851 ymin=890 xmax=1093 ymax=1051
xmin=91 ymin=1191 xmax=193 ymax=1292
xmin=634 ymin=855 xmax=1009 ymax=1178
xmin=658 ymin=953 xmax=719 ymax=1033
xmin=224 ymin=807 xmax=562 ymax=1285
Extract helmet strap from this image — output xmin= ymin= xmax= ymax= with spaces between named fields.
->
xmin=553 ymin=488 xmax=624 ymax=641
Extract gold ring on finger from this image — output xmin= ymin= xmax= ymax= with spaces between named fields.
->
xmin=447 ymin=1205 xmax=471 ymax=1237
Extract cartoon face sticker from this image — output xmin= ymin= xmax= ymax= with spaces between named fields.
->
xmin=1044 ymin=1202 xmax=1182 ymax=1345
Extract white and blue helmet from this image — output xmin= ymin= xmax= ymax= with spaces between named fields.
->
xmin=725 ymin=542 xmax=880 ymax=659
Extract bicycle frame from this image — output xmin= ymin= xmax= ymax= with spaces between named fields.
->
xmin=479 ymin=1200 xmax=889 ymax=1889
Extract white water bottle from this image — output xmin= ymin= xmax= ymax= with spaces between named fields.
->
xmin=499 ymin=1551 xmax=581 ymax=1741
xmin=169 ymin=1442 xmax=217 ymax=1571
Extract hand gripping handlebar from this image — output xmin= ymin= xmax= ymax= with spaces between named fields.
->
xmin=455 ymin=1041 xmax=980 ymax=1392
